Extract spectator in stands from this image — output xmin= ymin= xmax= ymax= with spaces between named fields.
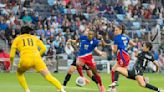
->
xmin=45 ymin=47 xmax=56 ymax=67
xmin=158 ymin=50 xmax=164 ymax=72
xmin=22 ymin=11 xmax=32 ymax=23
xmin=56 ymin=42 xmax=65 ymax=54
xmin=0 ymin=18 xmax=8 ymax=40
xmin=0 ymin=48 xmax=10 ymax=72
xmin=65 ymin=42 xmax=74 ymax=59
xmin=52 ymin=36 xmax=61 ymax=49
xmin=36 ymin=25 xmax=45 ymax=36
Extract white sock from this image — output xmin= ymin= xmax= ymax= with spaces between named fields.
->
xmin=25 ymin=89 xmax=30 ymax=92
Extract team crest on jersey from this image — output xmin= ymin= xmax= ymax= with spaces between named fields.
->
xmin=84 ymin=45 xmax=89 ymax=50
xmin=90 ymin=41 xmax=93 ymax=44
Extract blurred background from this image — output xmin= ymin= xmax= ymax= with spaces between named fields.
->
xmin=0 ymin=0 xmax=163 ymax=73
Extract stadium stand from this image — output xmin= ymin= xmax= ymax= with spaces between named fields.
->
xmin=0 ymin=0 xmax=163 ymax=72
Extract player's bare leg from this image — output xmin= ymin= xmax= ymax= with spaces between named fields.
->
xmin=76 ymin=59 xmax=85 ymax=77
xmin=76 ymin=59 xmax=91 ymax=84
xmin=40 ymin=69 xmax=65 ymax=92
xmin=63 ymin=65 xmax=76 ymax=89
xmin=16 ymin=68 xmax=30 ymax=92
xmin=110 ymin=66 xmax=163 ymax=92
xmin=90 ymin=66 xmax=105 ymax=92
xmin=136 ymin=75 xmax=163 ymax=92
xmin=108 ymin=63 xmax=120 ymax=92
xmin=107 ymin=66 xmax=128 ymax=92
xmin=86 ymin=69 xmax=98 ymax=84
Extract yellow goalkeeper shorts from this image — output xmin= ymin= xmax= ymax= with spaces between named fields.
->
xmin=18 ymin=54 xmax=47 ymax=72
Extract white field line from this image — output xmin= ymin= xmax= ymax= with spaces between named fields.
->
xmin=0 ymin=85 xmax=98 ymax=91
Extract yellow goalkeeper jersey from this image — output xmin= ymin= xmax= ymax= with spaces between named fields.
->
xmin=10 ymin=34 xmax=46 ymax=58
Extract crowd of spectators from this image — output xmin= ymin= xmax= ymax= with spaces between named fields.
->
xmin=0 ymin=0 xmax=164 ymax=69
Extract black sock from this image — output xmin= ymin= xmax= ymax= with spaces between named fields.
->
xmin=91 ymin=76 xmax=98 ymax=84
xmin=145 ymin=83 xmax=159 ymax=91
xmin=63 ymin=74 xmax=71 ymax=86
xmin=114 ymin=71 xmax=119 ymax=82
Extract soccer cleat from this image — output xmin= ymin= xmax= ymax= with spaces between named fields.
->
xmin=108 ymin=81 xmax=119 ymax=87
xmin=57 ymin=87 xmax=66 ymax=92
xmin=97 ymin=84 xmax=106 ymax=92
xmin=63 ymin=86 xmax=66 ymax=90
xmin=25 ymin=89 xmax=30 ymax=92
xmin=60 ymin=88 xmax=66 ymax=92
xmin=159 ymin=89 xmax=164 ymax=92
xmin=107 ymin=87 xmax=117 ymax=92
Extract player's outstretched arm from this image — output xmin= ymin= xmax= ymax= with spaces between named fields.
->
xmin=129 ymin=40 xmax=137 ymax=47
xmin=94 ymin=47 xmax=107 ymax=58
xmin=10 ymin=37 xmax=18 ymax=65
xmin=153 ymin=61 xmax=159 ymax=72
xmin=67 ymin=39 xmax=79 ymax=44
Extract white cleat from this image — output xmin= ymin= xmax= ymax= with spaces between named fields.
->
xmin=107 ymin=87 xmax=117 ymax=92
xmin=63 ymin=86 xmax=66 ymax=90
xmin=108 ymin=81 xmax=119 ymax=87
xmin=25 ymin=89 xmax=30 ymax=92
xmin=57 ymin=88 xmax=66 ymax=92
xmin=159 ymin=89 xmax=164 ymax=92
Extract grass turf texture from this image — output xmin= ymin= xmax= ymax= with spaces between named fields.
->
xmin=0 ymin=72 xmax=163 ymax=92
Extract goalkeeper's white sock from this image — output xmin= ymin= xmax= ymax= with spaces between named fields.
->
xmin=25 ymin=89 xmax=30 ymax=92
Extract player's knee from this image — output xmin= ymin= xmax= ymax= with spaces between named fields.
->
xmin=68 ymin=67 xmax=76 ymax=74
xmin=111 ymin=67 xmax=116 ymax=72
xmin=17 ymin=68 xmax=25 ymax=74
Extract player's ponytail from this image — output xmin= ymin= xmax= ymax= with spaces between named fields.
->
xmin=120 ymin=24 xmax=126 ymax=34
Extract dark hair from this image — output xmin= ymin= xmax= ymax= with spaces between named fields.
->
xmin=21 ymin=26 xmax=33 ymax=34
xmin=145 ymin=42 xmax=153 ymax=50
xmin=115 ymin=24 xmax=126 ymax=34
xmin=120 ymin=24 xmax=126 ymax=34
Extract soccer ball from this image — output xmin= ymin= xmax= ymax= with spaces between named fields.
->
xmin=76 ymin=76 xmax=86 ymax=87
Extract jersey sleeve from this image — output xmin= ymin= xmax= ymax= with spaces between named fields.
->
xmin=126 ymin=36 xmax=130 ymax=42
xmin=10 ymin=36 xmax=19 ymax=62
xmin=37 ymin=38 xmax=46 ymax=56
xmin=94 ymin=39 xmax=100 ymax=47
xmin=79 ymin=35 xmax=86 ymax=41
xmin=137 ymin=52 xmax=142 ymax=60
xmin=150 ymin=53 xmax=155 ymax=62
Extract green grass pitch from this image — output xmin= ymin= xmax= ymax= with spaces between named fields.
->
xmin=0 ymin=72 xmax=164 ymax=92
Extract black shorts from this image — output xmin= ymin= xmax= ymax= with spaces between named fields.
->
xmin=127 ymin=68 xmax=143 ymax=80
xmin=71 ymin=58 xmax=90 ymax=70
xmin=71 ymin=58 xmax=77 ymax=66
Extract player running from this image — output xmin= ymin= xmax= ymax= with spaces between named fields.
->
xmin=110 ymin=42 xmax=164 ymax=92
xmin=68 ymin=30 xmax=107 ymax=92
xmin=108 ymin=24 xmax=136 ymax=91
xmin=10 ymin=26 xmax=65 ymax=92
xmin=63 ymin=41 xmax=100 ymax=89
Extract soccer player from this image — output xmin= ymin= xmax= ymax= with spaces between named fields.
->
xmin=10 ymin=26 xmax=65 ymax=92
xmin=69 ymin=30 xmax=107 ymax=92
xmin=108 ymin=24 xmax=136 ymax=91
xmin=63 ymin=46 xmax=103 ymax=88
xmin=63 ymin=58 xmax=98 ymax=87
xmin=111 ymin=42 xmax=164 ymax=92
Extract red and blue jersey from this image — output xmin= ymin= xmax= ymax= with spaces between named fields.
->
xmin=78 ymin=35 xmax=100 ymax=56
xmin=114 ymin=34 xmax=130 ymax=52
xmin=114 ymin=34 xmax=130 ymax=67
